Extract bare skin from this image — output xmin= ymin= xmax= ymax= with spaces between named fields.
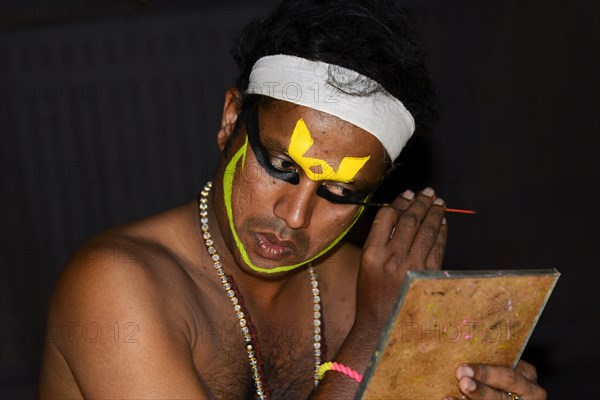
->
xmin=39 ymin=200 xmax=364 ymax=399
xmin=39 ymin=90 xmax=546 ymax=400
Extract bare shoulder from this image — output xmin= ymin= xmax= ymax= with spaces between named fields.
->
xmin=41 ymin=203 xmax=210 ymax=398
xmin=49 ymin=229 xmax=198 ymax=336
xmin=48 ymin=202 xmax=206 ymax=342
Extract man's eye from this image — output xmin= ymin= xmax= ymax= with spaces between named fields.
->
xmin=270 ymin=156 xmax=297 ymax=172
xmin=321 ymin=183 xmax=353 ymax=198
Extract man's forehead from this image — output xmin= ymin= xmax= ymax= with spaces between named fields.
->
xmin=245 ymin=55 xmax=415 ymax=161
xmin=258 ymin=102 xmax=384 ymax=157
xmin=255 ymin=105 xmax=386 ymax=188
xmin=261 ymin=101 xmax=349 ymax=133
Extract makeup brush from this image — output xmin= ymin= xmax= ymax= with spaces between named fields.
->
xmin=359 ymin=201 xmax=476 ymax=214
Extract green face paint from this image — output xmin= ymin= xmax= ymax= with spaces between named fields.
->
xmin=223 ymin=134 xmax=365 ymax=274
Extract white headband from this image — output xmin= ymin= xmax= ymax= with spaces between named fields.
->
xmin=244 ymin=54 xmax=415 ymax=160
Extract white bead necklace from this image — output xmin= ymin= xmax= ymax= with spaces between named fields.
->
xmin=198 ymin=182 xmax=323 ymax=399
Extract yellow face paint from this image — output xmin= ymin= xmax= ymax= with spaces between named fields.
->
xmin=288 ymin=118 xmax=370 ymax=183
xmin=223 ymin=134 xmax=364 ymax=274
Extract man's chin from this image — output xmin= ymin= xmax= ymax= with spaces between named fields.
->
xmin=239 ymin=251 xmax=310 ymax=276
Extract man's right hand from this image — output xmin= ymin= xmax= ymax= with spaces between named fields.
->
xmin=355 ymin=187 xmax=448 ymax=334
xmin=311 ymin=188 xmax=448 ymax=399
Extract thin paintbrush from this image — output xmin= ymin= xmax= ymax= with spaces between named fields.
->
xmin=357 ymin=201 xmax=476 ymax=214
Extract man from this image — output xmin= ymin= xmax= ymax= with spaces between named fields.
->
xmin=40 ymin=1 xmax=546 ymax=399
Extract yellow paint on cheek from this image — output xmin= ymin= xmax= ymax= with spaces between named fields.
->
xmin=288 ymin=118 xmax=370 ymax=183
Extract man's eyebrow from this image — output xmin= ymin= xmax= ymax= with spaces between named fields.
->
xmin=342 ymin=177 xmax=373 ymax=192
xmin=317 ymin=169 xmax=374 ymax=192
xmin=259 ymin=134 xmax=288 ymax=153
xmin=257 ymin=128 xmax=376 ymax=191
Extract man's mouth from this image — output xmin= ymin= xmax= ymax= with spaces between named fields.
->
xmin=253 ymin=232 xmax=295 ymax=260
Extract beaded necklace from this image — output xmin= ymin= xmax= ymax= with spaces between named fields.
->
xmin=198 ymin=182 xmax=324 ymax=399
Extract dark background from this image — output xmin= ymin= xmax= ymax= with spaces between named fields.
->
xmin=1 ymin=0 xmax=598 ymax=398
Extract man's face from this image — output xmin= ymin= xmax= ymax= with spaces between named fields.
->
xmin=217 ymin=100 xmax=388 ymax=275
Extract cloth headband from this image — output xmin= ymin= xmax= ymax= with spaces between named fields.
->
xmin=244 ymin=54 xmax=415 ymax=161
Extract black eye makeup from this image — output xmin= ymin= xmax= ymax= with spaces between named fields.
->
xmin=245 ymin=103 xmax=300 ymax=185
xmin=315 ymin=185 xmax=368 ymax=204
xmin=243 ymin=103 xmax=378 ymax=205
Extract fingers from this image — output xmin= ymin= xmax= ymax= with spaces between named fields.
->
xmin=411 ymin=196 xmax=446 ymax=265
xmin=388 ymin=187 xmax=435 ymax=246
xmin=388 ymin=188 xmax=416 ymax=212
xmin=426 ymin=217 xmax=447 ymax=270
xmin=363 ymin=189 xmax=414 ymax=249
xmin=362 ymin=187 xmax=447 ymax=275
xmin=515 ymin=360 xmax=538 ymax=383
xmin=453 ymin=363 xmax=547 ymax=400
xmin=388 ymin=188 xmax=445 ymax=267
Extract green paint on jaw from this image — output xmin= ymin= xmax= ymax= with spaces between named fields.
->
xmin=223 ymin=134 xmax=365 ymax=274
xmin=241 ymin=134 xmax=248 ymax=169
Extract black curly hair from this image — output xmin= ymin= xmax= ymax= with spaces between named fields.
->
xmin=230 ymin=0 xmax=438 ymax=163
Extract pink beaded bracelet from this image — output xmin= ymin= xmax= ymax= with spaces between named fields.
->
xmin=317 ymin=361 xmax=363 ymax=383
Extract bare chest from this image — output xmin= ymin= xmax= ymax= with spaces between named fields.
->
xmin=194 ymin=317 xmax=323 ymax=399
xmin=190 ymin=255 xmax=358 ymax=398
xmin=192 ymin=293 xmax=353 ymax=399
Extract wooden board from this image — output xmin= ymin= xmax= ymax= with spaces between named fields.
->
xmin=356 ymin=269 xmax=560 ymax=400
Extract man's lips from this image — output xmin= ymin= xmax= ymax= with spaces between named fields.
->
xmin=253 ymin=232 xmax=296 ymax=260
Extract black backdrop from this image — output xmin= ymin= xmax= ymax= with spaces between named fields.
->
xmin=1 ymin=1 xmax=598 ymax=398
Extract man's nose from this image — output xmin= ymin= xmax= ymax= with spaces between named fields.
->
xmin=273 ymin=179 xmax=318 ymax=230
